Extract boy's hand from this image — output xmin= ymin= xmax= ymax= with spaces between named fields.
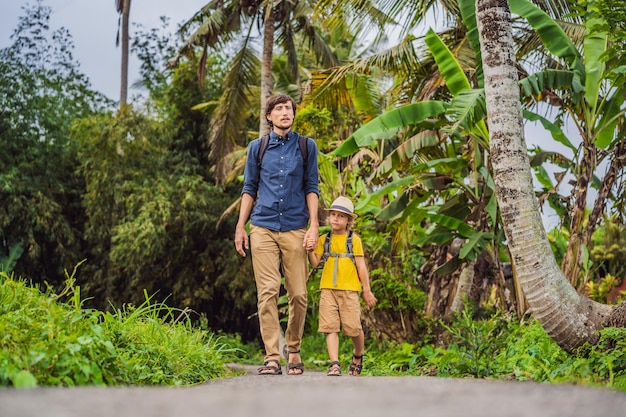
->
xmin=303 ymin=228 xmax=318 ymax=252
xmin=362 ymin=290 xmax=377 ymax=309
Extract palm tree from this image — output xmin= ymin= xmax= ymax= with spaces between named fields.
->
xmin=115 ymin=0 xmax=131 ymax=105
xmin=476 ymin=0 xmax=625 ymax=352
xmin=172 ymin=0 xmax=339 ymax=183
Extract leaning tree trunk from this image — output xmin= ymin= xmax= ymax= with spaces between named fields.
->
xmin=475 ymin=0 xmax=615 ymax=352
xmin=259 ymin=7 xmax=275 ymax=136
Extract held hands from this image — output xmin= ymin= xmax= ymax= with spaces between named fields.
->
xmin=303 ymin=228 xmax=318 ymax=252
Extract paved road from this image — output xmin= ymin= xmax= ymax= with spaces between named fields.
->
xmin=1 ymin=363 xmax=625 ymax=417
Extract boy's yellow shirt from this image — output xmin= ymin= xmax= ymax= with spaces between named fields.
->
xmin=314 ymin=231 xmax=363 ymax=291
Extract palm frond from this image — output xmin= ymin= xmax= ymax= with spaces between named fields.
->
xmin=171 ymin=0 xmax=245 ymax=68
xmin=208 ymin=41 xmax=261 ymax=184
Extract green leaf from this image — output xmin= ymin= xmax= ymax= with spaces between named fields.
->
xmin=583 ymin=5 xmax=608 ymax=111
xmin=425 ymin=29 xmax=471 ymax=95
xmin=594 ymin=93 xmax=625 ymax=149
xmin=459 ymin=232 xmax=494 ymax=260
xmin=523 ymin=110 xmax=576 ymax=152
xmin=446 ymin=89 xmax=487 ymax=137
xmin=510 ymin=0 xmax=581 ymax=65
xmin=519 ymin=70 xmax=575 ymax=99
xmin=13 ymin=370 xmax=38 ymax=388
xmin=533 ymin=165 xmax=554 ymax=189
xmin=459 ymin=0 xmax=483 ymax=87
xmin=434 ymin=256 xmax=462 ymax=275
xmin=428 ymin=213 xmax=476 ymax=238
xmin=485 ymin=193 xmax=498 ymax=225
xmin=333 ymin=101 xmax=448 ymax=157
xmin=416 ymin=230 xmax=455 ymax=246
xmin=375 ymin=131 xmax=440 ymax=177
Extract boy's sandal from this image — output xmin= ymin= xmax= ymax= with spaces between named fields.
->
xmin=287 ymin=350 xmax=305 ymax=375
xmin=348 ymin=354 xmax=364 ymax=376
xmin=327 ymin=361 xmax=341 ymax=376
xmin=258 ymin=360 xmax=282 ymax=375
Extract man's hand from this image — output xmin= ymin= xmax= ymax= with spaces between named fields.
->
xmin=235 ymin=226 xmax=249 ymax=257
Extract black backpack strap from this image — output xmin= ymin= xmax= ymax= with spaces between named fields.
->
xmin=298 ymin=134 xmax=309 ymax=161
xmin=346 ymin=230 xmax=355 ymax=265
xmin=257 ymin=134 xmax=270 ymax=171
xmin=316 ymin=232 xmax=332 ymax=272
xmin=299 ymin=134 xmax=309 ymax=184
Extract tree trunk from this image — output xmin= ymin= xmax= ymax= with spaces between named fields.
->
xmin=561 ymin=142 xmax=595 ymax=286
xmin=423 ymin=245 xmax=459 ymax=318
xmin=449 ymin=260 xmax=475 ymax=315
xmin=259 ymin=7 xmax=275 ymax=136
xmin=476 ymin=0 xmax=614 ymax=352
xmin=119 ymin=0 xmax=131 ymax=106
xmin=449 ymin=165 xmax=479 ymax=315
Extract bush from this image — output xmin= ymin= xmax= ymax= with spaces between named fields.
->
xmin=0 ymin=271 xmax=234 ymax=387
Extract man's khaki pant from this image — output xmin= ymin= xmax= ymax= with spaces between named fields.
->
xmin=250 ymin=225 xmax=308 ymax=363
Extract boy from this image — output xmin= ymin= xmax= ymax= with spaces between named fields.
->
xmin=307 ymin=196 xmax=377 ymax=376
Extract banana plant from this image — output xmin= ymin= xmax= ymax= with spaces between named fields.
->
xmin=333 ymin=0 xmax=626 ymax=290
xmin=509 ymin=0 xmax=626 ymax=286
xmin=334 ymin=28 xmax=499 ymax=272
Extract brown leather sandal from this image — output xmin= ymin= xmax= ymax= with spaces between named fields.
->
xmin=348 ymin=354 xmax=364 ymax=376
xmin=258 ymin=359 xmax=282 ymax=375
xmin=327 ymin=361 xmax=341 ymax=376
xmin=287 ymin=350 xmax=304 ymax=375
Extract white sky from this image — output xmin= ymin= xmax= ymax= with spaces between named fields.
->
xmin=0 ymin=0 xmax=208 ymax=100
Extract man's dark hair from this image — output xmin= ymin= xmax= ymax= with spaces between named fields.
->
xmin=264 ymin=94 xmax=297 ymax=122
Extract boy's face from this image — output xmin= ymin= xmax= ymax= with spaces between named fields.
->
xmin=329 ymin=210 xmax=351 ymax=232
xmin=267 ymin=101 xmax=294 ymax=131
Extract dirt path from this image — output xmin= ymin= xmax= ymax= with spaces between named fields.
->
xmin=1 ymin=363 xmax=625 ymax=417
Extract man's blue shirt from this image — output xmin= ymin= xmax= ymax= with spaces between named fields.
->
xmin=242 ymin=130 xmax=319 ymax=232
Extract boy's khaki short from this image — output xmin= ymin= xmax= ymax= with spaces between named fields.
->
xmin=318 ymin=288 xmax=362 ymax=337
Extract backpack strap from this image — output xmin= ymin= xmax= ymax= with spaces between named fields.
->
xmin=257 ymin=134 xmax=270 ymax=171
xmin=318 ymin=230 xmax=356 ymax=287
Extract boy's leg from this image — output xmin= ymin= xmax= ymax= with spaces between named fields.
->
xmin=336 ymin=291 xmax=365 ymax=376
xmin=319 ymin=289 xmax=341 ymax=375
xmin=250 ymin=226 xmax=282 ymax=364
xmin=351 ymin=330 xmax=365 ymax=358
xmin=348 ymin=330 xmax=365 ymax=376
xmin=326 ymin=332 xmax=340 ymax=362
xmin=326 ymin=332 xmax=341 ymax=376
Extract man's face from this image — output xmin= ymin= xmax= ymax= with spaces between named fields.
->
xmin=267 ymin=101 xmax=295 ymax=131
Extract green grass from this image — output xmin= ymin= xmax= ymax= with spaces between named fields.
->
xmin=3 ymin=270 xmax=625 ymax=393
xmin=0 ymin=271 xmax=240 ymax=388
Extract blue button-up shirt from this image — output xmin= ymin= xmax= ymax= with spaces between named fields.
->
xmin=242 ymin=130 xmax=319 ymax=231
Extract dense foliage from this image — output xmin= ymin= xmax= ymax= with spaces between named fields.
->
xmin=0 ymin=272 xmax=235 ymax=387
xmin=4 ymin=271 xmax=625 ymax=392
xmin=1 ymin=3 xmax=260 ymax=341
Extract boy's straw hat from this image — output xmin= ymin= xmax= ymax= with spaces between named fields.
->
xmin=326 ymin=196 xmax=357 ymax=218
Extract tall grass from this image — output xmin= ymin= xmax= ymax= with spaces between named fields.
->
xmin=0 ymin=271 xmax=238 ymax=388
xmin=4 ymin=269 xmax=625 ymax=393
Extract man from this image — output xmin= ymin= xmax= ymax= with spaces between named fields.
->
xmin=234 ymin=94 xmax=319 ymax=375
